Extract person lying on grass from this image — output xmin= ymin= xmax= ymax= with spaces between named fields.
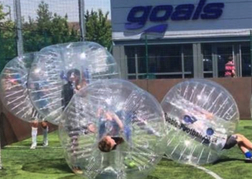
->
xmin=181 ymin=110 xmax=252 ymax=161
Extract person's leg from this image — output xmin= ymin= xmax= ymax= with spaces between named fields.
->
xmin=41 ymin=121 xmax=49 ymax=147
xmin=68 ymin=128 xmax=82 ymax=174
xmin=133 ymin=117 xmax=160 ymax=137
xmin=235 ymin=134 xmax=252 ymax=159
xmin=236 ymin=134 xmax=252 ymax=150
xmin=238 ymin=144 xmax=252 ymax=159
xmin=30 ymin=120 xmax=38 ymax=149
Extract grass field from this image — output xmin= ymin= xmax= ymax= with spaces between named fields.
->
xmin=1 ymin=120 xmax=252 ymax=179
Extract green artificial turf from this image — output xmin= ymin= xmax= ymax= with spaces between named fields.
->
xmin=1 ymin=120 xmax=252 ymax=179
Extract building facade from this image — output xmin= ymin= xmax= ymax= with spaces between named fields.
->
xmin=111 ymin=0 xmax=252 ymax=79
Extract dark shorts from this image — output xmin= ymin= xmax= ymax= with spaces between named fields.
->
xmin=223 ymin=135 xmax=237 ymax=149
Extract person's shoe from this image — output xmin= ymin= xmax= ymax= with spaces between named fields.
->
xmin=30 ymin=143 xmax=37 ymax=149
xmin=245 ymin=158 xmax=252 ymax=163
xmin=72 ymin=167 xmax=83 ymax=174
xmin=43 ymin=142 xmax=48 ymax=147
xmin=43 ymin=141 xmax=48 ymax=147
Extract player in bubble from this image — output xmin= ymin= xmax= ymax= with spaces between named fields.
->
xmin=27 ymin=80 xmax=50 ymax=149
xmin=98 ymin=109 xmax=160 ymax=152
xmin=98 ymin=110 xmax=125 ymax=152
xmin=62 ymin=68 xmax=88 ymax=174
xmin=181 ymin=110 xmax=252 ymax=161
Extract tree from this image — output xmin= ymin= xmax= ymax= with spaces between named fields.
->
xmin=0 ymin=3 xmax=16 ymax=71
xmin=22 ymin=1 xmax=79 ymax=52
xmin=36 ymin=1 xmax=52 ymax=34
xmin=85 ymin=9 xmax=112 ymax=49
xmin=0 ymin=4 xmax=6 ymax=21
xmin=50 ymin=14 xmax=79 ymax=43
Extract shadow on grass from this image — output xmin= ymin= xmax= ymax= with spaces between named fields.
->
xmin=213 ymin=157 xmax=245 ymax=164
xmin=0 ymin=168 xmax=9 ymax=177
xmin=243 ymin=126 xmax=252 ymax=130
xmin=22 ymin=158 xmax=72 ymax=174
xmin=57 ymin=172 xmax=159 ymax=179
xmin=58 ymin=174 xmax=83 ymax=179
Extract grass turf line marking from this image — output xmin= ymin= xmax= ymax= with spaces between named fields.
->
xmin=191 ymin=164 xmax=223 ymax=179
xmin=162 ymin=156 xmax=222 ymax=179
xmin=4 ymin=146 xmax=63 ymax=149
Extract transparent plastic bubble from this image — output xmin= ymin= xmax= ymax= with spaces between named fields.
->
xmin=59 ymin=79 xmax=166 ymax=179
xmin=28 ymin=42 xmax=120 ymax=125
xmin=161 ymin=79 xmax=239 ymax=165
xmin=0 ymin=53 xmax=42 ymax=122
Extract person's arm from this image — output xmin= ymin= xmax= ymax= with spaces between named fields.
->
xmin=97 ymin=108 xmax=103 ymax=117
xmin=110 ymin=112 xmax=124 ymax=130
xmin=232 ymin=66 xmax=236 ymax=77
xmin=205 ymin=111 xmax=214 ymax=120
xmin=87 ymin=123 xmax=96 ymax=133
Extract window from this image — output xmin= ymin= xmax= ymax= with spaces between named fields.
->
xmin=125 ymin=44 xmax=193 ymax=79
xmin=202 ymin=44 xmax=213 ymax=78
xmin=241 ymin=45 xmax=251 ymax=77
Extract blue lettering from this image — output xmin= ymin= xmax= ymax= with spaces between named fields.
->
xmin=126 ymin=6 xmax=152 ymax=29
xmin=171 ymin=4 xmax=195 ymax=21
xmin=192 ymin=0 xmax=206 ymax=20
xmin=125 ymin=0 xmax=225 ymax=32
xmin=149 ymin=5 xmax=173 ymax=22
xmin=201 ymin=3 xmax=224 ymax=19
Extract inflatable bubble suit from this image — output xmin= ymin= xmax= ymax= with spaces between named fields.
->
xmin=58 ymin=79 xmax=167 ymax=179
xmin=161 ymin=79 xmax=239 ymax=165
xmin=0 ymin=53 xmax=43 ymax=122
xmin=28 ymin=41 xmax=120 ymax=125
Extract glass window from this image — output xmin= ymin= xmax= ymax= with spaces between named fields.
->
xmin=128 ymin=75 xmax=136 ymax=79
xmin=155 ymin=74 xmax=182 ymax=79
xmin=201 ymin=44 xmax=213 ymax=78
xmin=136 ymin=47 xmax=146 ymax=74
xmin=125 ymin=44 xmax=193 ymax=79
xmin=125 ymin=46 xmax=136 ymax=74
xmin=241 ymin=45 xmax=251 ymax=77
xmin=183 ymin=44 xmax=193 ymax=78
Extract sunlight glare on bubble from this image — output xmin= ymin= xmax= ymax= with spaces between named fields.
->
xmin=80 ymin=52 xmax=86 ymax=59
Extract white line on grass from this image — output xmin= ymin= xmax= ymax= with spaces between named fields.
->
xmin=162 ymin=156 xmax=222 ymax=179
xmin=191 ymin=164 xmax=223 ymax=179
xmin=4 ymin=146 xmax=63 ymax=149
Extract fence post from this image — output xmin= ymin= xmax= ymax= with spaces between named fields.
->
xmin=14 ymin=0 xmax=24 ymax=56
xmin=78 ymin=0 xmax=85 ymax=41
xmin=145 ymin=34 xmax=149 ymax=79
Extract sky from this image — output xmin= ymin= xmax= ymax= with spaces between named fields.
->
xmin=1 ymin=0 xmax=111 ymax=22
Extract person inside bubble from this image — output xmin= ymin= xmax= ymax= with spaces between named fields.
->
xmin=97 ymin=109 xmax=160 ymax=152
xmin=180 ymin=110 xmax=252 ymax=161
xmin=98 ymin=109 xmax=125 ymax=152
xmin=62 ymin=68 xmax=90 ymax=174
xmin=62 ymin=69 xmax=81 ymax=109
xmin=26 ymin=82 xmax=49 ymax=150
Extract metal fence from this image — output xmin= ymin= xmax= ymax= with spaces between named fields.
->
xmin=0 ymin=0 xmax=112 ymax=71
